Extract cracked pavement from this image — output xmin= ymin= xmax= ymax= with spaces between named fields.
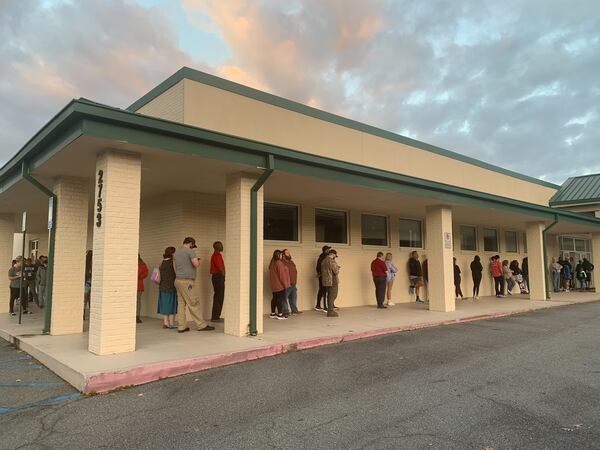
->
xmin=1 ymin=301 xmax=600 ymax=449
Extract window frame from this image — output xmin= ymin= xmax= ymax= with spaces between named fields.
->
xmin=360 ymin=213 xmax=389 ymax=247
xmin=504 ymin=230 xmax=519 ymax=253
xmin=314 ymin=207 xmax=349 ymax=245
xmin=482 ymin=227 xmax=499 ymax=253
xmin=398 ymin=217 xmax=424 ymax=249
xmin=459 ymin=224 xmax=478 ymax=252
xmin=263 ymin=201 xmax=301 ymax=243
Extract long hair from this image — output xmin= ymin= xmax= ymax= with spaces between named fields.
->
xmin=270 ymin=250 xmax=282 ymax=269
xmin=163 ymin=246 xmax=176 ymax=259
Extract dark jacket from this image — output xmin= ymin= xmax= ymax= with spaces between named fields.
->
xmin=408 ymin=258 xmax=422 ymax=277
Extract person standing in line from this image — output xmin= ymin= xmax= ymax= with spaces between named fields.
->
xmin=490 ymin=255 xmax=504 ymax=298
xmin=502 ymin=259 xmax=514 ymax=295
xmin=522 ymin=257 xmax=529 ymax=292
xmin=269 ymin=250 xmax=290 ymax=320
xmin=136 ymin=255 xmax=149 ymax=324
xmin=575 ymin=260 xmax=586 ymax=290
xmin=561 ymin=258 xmax=572 ymax=293
xmin=174 ymin=237 xmax=215 ymax=333
xmin=384 ymin=253 xmax=398 ymax=306
xmin=282 ymin=249 xmax=300 ymax=315
xmin=371 ymin=252 xmax=388 ymax=309
xmin=22 ymin=258 xmax=35 ymax=304
xmin=470 ymin=255 xmax=483 ymax=299
xmin=408 ymin=251 xmax=425 ymax=303
xmin=157 ymin=246 xmax=177 ymax=329
xmin=8 ymin=258 xmax=29 ymax=316
xmin=321 ymin=249 xmax=340 ymax=317
xmin=453 ymin=258 xmax=463 ymax=300
xmin=315 ymin=245 xmax=331 ymax=312
xmin=422 ymin=258 xmax=429 ymax=301
xmin=510 ymin=260 xmax=528 ymax=294
xmin=36 ymin=256 xmax=48 ymax=309
xmin=83 ymin=250 xmax=93 ymax=320
xmin=582 ymin=258 xmax=594 ymax=290
xmin=550 ymin=257 xmax=562 ymax=293
xmin=210 ymin=241 xmax=226 ymax=323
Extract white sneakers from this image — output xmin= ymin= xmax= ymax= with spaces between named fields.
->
xmin=386 ymin=301 xmax=395 ymax=306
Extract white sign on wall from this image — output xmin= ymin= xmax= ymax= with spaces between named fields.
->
xmin=444 ymin=232 xmax=452 ymax=249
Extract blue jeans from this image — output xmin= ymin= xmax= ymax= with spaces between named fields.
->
xmin=552 ymin=271 xmax=561 ymax=292
xmin=506 ymin=278 xmax=515 ymax=293
xmin=283 ymin=285 xmax=298 ymax=314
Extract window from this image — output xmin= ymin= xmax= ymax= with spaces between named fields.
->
xmin=399 ymin=219 xmax=423 ymax=248
xmin=483 ymin=228 xmax=498 ymax=252
xmin=504 ymin=231 xmax=518 ymax=252
xmin=460 ymin=226 xmax=477 ymax=251
xmin=522 ymin=233 xmax=527 ymax=253
xmin=264 ymin=203 xmax=298 ymax=241
xmin=315 ymin=208 xmax=348 ymax=244
xmin=29 ymin=239 xmax=39 ymax=259
xmin=560 ymin=236 xmax=575 ymax=251
xmin=361 ymin=214 xmax=388 ymax=246
xmin=575 ymin=239 xmax=586 ymax=252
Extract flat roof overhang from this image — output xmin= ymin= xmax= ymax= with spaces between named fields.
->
xmin=1 ymin=98 xmax=600 ymax=233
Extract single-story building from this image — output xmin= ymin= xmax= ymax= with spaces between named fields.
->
xmin=1 ymin=67 xmax=599 ymax=356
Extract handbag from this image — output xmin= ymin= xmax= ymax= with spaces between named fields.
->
xmin=151 ymin=267 xmax=161 ymax=284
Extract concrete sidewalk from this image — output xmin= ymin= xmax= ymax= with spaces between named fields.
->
xmin=1 ymin=292 xmax=598 ymax=394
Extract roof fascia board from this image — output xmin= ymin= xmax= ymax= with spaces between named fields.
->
xmin=76 ymin=105 xmax=600 ymax=228
xmin=128 ymin=67 xmax=559 ymax=190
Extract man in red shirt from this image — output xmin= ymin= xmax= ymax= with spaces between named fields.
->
xmin=210 ymin=241 xmax=226 ymax=322
xmin=371 ymin=252 xmax=388 ymax=309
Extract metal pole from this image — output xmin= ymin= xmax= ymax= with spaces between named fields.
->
xmin=18 ymin=229 xmax=26 ymax=324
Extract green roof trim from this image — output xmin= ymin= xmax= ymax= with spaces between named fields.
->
xmin=549 ymin=174 xmax=600 ymax=206
xmin=128 ymin=66 xmax=559 ymax=190
xmin=1 ymin=98 xmax=598 ymax=230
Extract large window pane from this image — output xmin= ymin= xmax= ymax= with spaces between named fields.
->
xmin=575 ymin=239 xmax=586 ymax=252
xmin=483 ymin=228 xmax=498 ymax=252
xmin=505 ymin=231 xmax=518 ymax=252
xmin=361 ymin=214 xmax=388 ymax=246
xmin=460 ymin=226 xmax=477 ymax=251
xmin=523 ymin=233 xmax=528 ymax=253
xmin=264 ymin=203 xmax=298 ymax=241
xmin=315 ymin=208 xmax=348 ymax=244
xmin=399 ymin=219 xmax=422 ymax=248
xmin=560 ymin=237 xmax=575 ymax=251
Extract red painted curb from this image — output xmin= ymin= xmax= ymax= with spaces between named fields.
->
xmin=82 ymin=303 xmax=583 ymax=394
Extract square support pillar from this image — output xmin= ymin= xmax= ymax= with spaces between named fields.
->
xmin=89 ymin=151 xmax=141 ymax=355
xmin=0 ymin=214 xmax=15 ymax=314
xmin=51 ymin=177 xmax=89 ymax=335
xmin=425 ymin=206 xmax=455 ymax=312
xmin=224 ymin=173 xmax=264 ymax=336
xmin=526 ymin=222 xmax=546 ymax=300
xmin=592 ymin=233 xmax=600 ymax=290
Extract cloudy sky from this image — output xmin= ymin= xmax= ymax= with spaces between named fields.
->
xmin=2 ymin=0 xmax=599 ymax=184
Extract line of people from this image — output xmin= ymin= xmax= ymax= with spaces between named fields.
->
xmin=7 ymin=255 xmax=48 ymax=316
xmin=550 ymin=256 xmax=594 ymax=293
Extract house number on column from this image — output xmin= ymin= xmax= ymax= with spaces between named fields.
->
xmin=96 ymin=169 xmax=103 ymax=227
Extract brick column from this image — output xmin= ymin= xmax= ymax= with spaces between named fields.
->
xmin=51 ymin=177 xmax=89 ymax=334
xmin=425 ymin=205 xmax=455 ymax=312
xmin=89 ymin=151 xmax=141 ymax=355
xmin=526 ymin=222 xmax=546 ymax=300
xmin=223 ymin=173 xmax=263 ymax=336
xmin=0 ymin=214 xmax=15 ymax=314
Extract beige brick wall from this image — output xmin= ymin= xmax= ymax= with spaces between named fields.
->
xmin=137 ymin=80 xmax=184 ymax=123
xmin=89 ymin=151 xmax=141 ymax=355
xmin=138 ymin=191 xmax=225 ymax=322
xmin=51 ymin=177 xmax=89 ymax=335
xmin=0 ymin=214 xmax=15 ymax=314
